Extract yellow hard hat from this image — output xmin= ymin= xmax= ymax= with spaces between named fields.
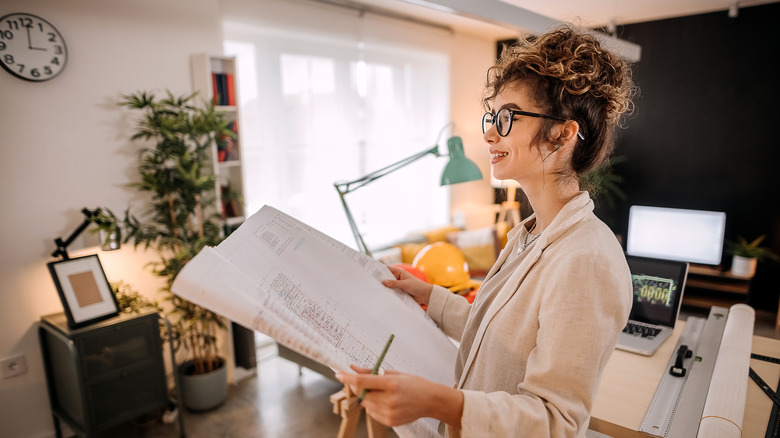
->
xmin=412 ymin=242 xmax=480 ymax=293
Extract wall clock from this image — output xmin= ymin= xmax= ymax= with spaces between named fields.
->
xmin=0 ymin=13 xmax=67 ymax=82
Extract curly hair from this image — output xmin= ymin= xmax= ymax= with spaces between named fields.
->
xmin=484 ymin=25 xmax=636 ymax=179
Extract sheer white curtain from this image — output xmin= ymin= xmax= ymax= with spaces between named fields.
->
xmin=224 ymin=26 xmax=451 ymax=250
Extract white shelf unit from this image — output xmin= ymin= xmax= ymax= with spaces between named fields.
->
xmin=190 ymin=54 xmax=246 ymax=234
xmin=190 ymin=54 xmax=255 ymax=385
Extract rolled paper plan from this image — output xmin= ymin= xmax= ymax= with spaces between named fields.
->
xmin=697 ymin=304 xmax=755 ymax=438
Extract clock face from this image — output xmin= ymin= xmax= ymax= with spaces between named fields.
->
xmin=0 ymin=13 xmax=67 ymax=82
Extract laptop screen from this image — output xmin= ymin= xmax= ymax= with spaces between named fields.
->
xmin=626 ymin=255 xmax=689 ymax=327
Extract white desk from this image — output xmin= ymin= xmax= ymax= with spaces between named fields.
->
xmin=590 ymin=321 xmax=780 ymax=437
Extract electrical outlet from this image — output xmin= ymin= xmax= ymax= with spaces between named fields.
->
xmin=1 ymin=353 xmax=28 ymax=379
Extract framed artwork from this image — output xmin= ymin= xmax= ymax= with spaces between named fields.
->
xmin=47 ymin=254 xmax=119 ymax=328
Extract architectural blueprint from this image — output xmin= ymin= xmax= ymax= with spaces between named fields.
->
xmin=172 ymin=205 xmax=458 ymax=437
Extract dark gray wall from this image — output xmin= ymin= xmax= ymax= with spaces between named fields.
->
xmin=497 ymin=3 xmax=780 ymax=310
xmin=611 ymin=3 xmax=780 ymax=310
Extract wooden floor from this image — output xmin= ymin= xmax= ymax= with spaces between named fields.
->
xmin=98 ymin=309 xmax=779 ymax=438
xmin=99 ymin=340 xmax=398 ymax=438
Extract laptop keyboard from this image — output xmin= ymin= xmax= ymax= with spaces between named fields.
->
xmin=623 ymin=321 xmax=662 ymax=339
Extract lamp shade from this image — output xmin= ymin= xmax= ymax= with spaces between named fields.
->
xmin=440 ymin=136 xmax=483 ymax=185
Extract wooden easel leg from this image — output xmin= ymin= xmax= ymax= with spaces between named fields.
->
xmin=337 ymin=400 xmax=362 ymax=438
xmin=366 ymin=415 xmax=388 ymax=438
xmin=497 ymin=186 xmax=521 ymax=227
xmin=331 ymin=384 xmax=362 ymax=438
xmin=331 ymin=384 xmax=390 ymax=438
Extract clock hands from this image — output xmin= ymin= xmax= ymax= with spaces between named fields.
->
xmin=26 ymin=26 xmax=47 ymax=51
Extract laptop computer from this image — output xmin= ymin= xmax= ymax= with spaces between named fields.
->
xmin=616 ymin=255 xmax=689 ymax=356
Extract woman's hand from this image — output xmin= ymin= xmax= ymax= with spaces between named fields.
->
xmin=383 ymin=265 xmax=434 ymax=307
xmin=335 ymin=365 xmax=463 ymax=427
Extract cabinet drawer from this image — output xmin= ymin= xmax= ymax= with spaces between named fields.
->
xmin=87 ymin=363 xmax=168 ymax=430
xmin=78 ymin=315 xmax=161 ymax=380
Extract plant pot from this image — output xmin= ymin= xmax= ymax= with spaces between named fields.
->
xmin=98 ymin=228 xmax=121 ymax=251
xmin=731 ymin=255 xmax=757 ymax=278
xmin=179 ymin=357 xmax=228 ymax=411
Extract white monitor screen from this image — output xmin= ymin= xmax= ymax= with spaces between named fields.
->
xmin=626 ymin=206 xmax=727 ymax=266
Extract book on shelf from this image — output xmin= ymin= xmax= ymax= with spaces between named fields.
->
xmin=226 ymin=73 xmax=236 ymax=106
xmin=210 ymin=72 xmax=236 ymax=106
xmin=220 ymin=185 xmax=240 ymax=218
xmin=211 ymin=73 xmax=220 ymax=105
xmin=217 ymin=121 xmax=239 ymax=162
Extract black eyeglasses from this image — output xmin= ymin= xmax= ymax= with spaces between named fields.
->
xmin=482 ymin=108 xmax=585 ymax=140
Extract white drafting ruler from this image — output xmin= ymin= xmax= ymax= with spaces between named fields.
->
xmin=640 ymin=306 xmax=729 ymax=437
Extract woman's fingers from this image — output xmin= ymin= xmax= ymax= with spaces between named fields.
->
xmin=348 ymin=364 xmax=399 ymax=376
xmin=386 ymin=264 xmax=406 ymax=279
xmin=337 ymin=369 xmax=382 ymax=399
xmin=349 ymin=364 xmax=372 ymax=374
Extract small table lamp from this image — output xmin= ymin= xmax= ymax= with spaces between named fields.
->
xmin=51 ymin=208 xmax=121 ymax=260
xmin=335 ymin=132 xmax=482 ymax=256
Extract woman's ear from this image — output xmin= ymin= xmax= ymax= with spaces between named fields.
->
xmin=559 ymin=120 xmax=581 ymax=145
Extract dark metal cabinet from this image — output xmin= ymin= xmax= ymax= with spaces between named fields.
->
xmin=39 ymin=311 xmax=179 ymax=437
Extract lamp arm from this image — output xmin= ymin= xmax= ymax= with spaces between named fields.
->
xmin=334 ymin=145 xmax=440 ymax=255
xmin=336 ymin=189 xmax=370 ymax=255
xmin=51 ymin=208 xmax=100 ymax=260
xmin=334 ymin=145 xmax=440 ymax=195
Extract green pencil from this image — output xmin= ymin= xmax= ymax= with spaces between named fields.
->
xmin=358 ymin=333 xmax=395 ymax=404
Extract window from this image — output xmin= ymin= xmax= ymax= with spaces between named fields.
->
xmin=225 ymin=29 xmax=451 ymax=250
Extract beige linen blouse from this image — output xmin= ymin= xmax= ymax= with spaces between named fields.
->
xmin=426 ymin=191 xmax=632 ymax=437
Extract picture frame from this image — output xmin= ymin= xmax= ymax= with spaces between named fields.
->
xmin=47 ymin=254 xmax=119 ymax=329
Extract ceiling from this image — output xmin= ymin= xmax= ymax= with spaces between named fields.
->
xmin=332 ymin=0 xmax=779 ymax=40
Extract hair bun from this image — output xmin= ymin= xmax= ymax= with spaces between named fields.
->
xmin=509 ymin=27 xmax=636 ymax=126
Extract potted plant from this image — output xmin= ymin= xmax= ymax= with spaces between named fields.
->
xmin=117 ymin=90 xmax=235 ymax=411
xmin=726 ymin=234 xmax=779 ymax=278
xmin=111 ymin=281 xmax=162 ymax=314
xmin=582 ymin=155 xmax=627 ymax=231
xmin=86 ymin=207 xmax=122 ymax=251
xmin=582 ymin=155 xmax=627 ymax=211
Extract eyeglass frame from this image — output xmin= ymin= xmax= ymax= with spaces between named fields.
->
xmin=482 ymin=108 xmax=585 ymax=140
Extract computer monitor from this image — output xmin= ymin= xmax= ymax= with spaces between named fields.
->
xmin=626 ymin=205 xmax=727 ymax=266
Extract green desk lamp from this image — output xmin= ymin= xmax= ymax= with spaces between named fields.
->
xmin=334 ymin=130 xmax=482 ymax=256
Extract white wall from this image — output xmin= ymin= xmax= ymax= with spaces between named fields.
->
xmin=448 ymin=34 xmax=500 ymax=229
xmin=221 ymin=0 xmax=499 ymax=229
xmin=0 ymin=1 xmax=222 ymax=436
xmin=0 ymin=0 xmax=498 ymax=436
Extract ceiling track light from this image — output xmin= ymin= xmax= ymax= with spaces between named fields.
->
xmin=607 ymin=18 xmax=617 ymax=36
xmin=729 ymin=2 xmax=739 ymax=18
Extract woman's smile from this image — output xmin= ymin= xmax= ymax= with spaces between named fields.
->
xmin=490 ymin=149 xmax=509 ymax=165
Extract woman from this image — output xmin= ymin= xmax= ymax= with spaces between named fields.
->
xmin=336 ymin=25 xmax=636 ymax=437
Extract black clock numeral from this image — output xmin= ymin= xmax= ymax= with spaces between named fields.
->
xmin=16 ymin=63 xmax=24 ymax=74
xmin=0 ymin=41 xmax=5 ymax=51
xmin=44 ymin=66 xmax=52 ymax=75
xmin=51 ymin=57 xmax=59 ymax=65
xmin=20 ymin=17 xmax=33 ymax=28
xmin=48 ymin=32 xmax=57 ymax=43
xmin=54 ymin=45 xmax=63 ymax=55
xmin=0 ymin=30 xmax=13 ymax=40
xmin=5 ymin=19 xmax=19 ymax=31
xmin=30 ymin=68 xmax=41 ymax=78
xmin=3 ymin=54 xmax=14 ymax=64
